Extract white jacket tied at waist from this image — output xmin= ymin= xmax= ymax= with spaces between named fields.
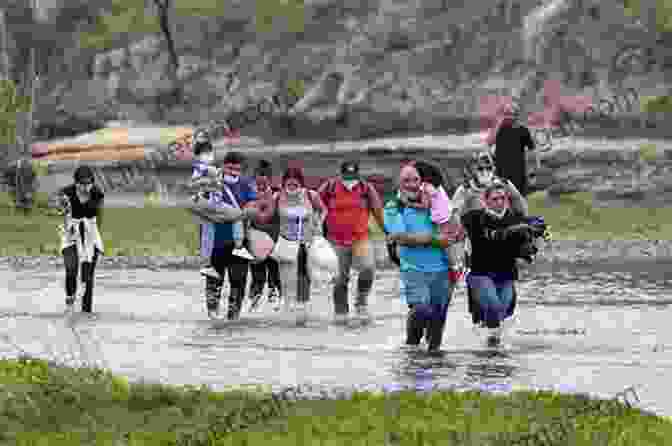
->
xmin=60 ymin=217 xmax=104 ymax=262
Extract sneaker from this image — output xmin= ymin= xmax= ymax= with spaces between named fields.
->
xmin=232 ymin=247 xmax=255 ymax=260
xmin=200 ymin=266 xmax=221 ymax=280
xmin=355 ymin=305 xmax=372 ymax=324
xmin=333 ymin=313 xmax=348 ymax=326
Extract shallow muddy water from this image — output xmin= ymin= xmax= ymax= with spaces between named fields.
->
xmin=0 ymin=262 xmax=671 ymax=417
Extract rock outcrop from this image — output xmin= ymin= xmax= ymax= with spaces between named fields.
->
xmin=18 ymin=0 xmax=672 ymax=143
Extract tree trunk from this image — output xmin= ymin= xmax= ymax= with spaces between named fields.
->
xmin=154 ymin=0 xmax=182 ymax=108
xmin=13 ymin=1 xmax=39 ymax=210
xmin=0 ymin=8 xmax=11 ymax=167
xmin=0 ymin=9 xmax=9 ymax=80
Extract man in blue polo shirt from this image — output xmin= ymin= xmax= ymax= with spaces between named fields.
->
xmin=190 ymin=151 xmax=257 ymax=320
xmin=384 ymin=163 xmax=458 ymax=353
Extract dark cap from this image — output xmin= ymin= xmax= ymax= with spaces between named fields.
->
xmin=255 ymin=159 xmax=272 ymax=177
xmin=74 ymin=165 xmax=95 ymax=183
xmin=340 ymin=161 xmax=359 ymax=180
xmin=194 ymin=128 xmax=210 ymax=141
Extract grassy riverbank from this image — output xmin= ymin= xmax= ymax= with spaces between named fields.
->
xmin=0 ymin=357 xmax=669 ymax=445
xmin=1 ymin=191 xmax=672 ymax=256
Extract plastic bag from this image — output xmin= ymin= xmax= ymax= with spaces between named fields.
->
xmin=246 ymin=228 xmax=275 ymax=263
xmin=308 ymin=236 xmax=339 ymax=273
xmin=270 ymin=236 xmax=300 ymax=263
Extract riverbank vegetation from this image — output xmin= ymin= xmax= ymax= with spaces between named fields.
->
xmin=0 ymin=357 xmax=669 ymax=445
xmin=1 ymin=190 xmax=672 ymax=256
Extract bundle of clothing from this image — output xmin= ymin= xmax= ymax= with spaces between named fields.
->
xmin=466 ymin=214 xmax=550 ymax=325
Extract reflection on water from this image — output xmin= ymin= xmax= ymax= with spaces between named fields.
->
xmin=0 ymin=264 xmax=671 ymax=416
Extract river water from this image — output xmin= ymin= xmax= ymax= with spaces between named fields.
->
xmin=1 ymin=261 xmax=671 ymax=417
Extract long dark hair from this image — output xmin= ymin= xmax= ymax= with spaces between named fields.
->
xmin=74 ymin=165 xmax=95 ymax=183
xmin=282 ymin=166 xmax=306 ymax=187
xmin=414 ymin=160 xmax=446 ymax=189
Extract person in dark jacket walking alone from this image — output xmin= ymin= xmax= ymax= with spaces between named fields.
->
xmin=486 ymin=104 xmax=535 ymax=196
xmin=57 ymin=165 xmax=105 ymax=314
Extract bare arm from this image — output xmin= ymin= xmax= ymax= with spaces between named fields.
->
xmin=308 ymin=189 xmax=327 ymax=219
xmin=392 ymin=233 xmax=432 ymax=247
xmin=389 ymin=232 xmax=455 ymax=248
xmin=366 ymin=183 xmax=386 ymax=233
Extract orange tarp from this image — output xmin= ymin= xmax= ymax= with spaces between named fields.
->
xmin=32 ymin=127 xmax=195 ymax=161
xmin=38 ymin=147 xmax=148 ymax=161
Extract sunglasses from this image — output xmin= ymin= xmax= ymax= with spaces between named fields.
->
xmin=476 ymin=166 xmax=493 ymax=172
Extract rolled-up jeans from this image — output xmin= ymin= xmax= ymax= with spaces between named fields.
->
xmin=467 ymin=275 xmax=514 ymax=328
xmin=331 ymin=240 xmax=375 ymax=314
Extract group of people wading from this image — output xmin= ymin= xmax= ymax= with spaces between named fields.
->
xmin=187 ymin=129 xmax=386 ymax=326
xmin=55 ymin=113 xmax=548 ymax=352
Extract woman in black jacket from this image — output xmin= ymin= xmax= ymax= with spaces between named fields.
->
xmin=461 ymin=180 xmax=541 ymax=346
xmin=57 ymin=165 xmax=105 ymax=314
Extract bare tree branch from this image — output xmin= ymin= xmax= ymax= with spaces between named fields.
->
xmin=152 ymin=0 xmax=182 ymax=106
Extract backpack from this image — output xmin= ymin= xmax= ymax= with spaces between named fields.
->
xmin=320 ymin=178 xmax=376 ymax=237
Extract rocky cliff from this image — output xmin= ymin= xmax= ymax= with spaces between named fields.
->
xmin=22 ymin=0 xmax=672 ymax=144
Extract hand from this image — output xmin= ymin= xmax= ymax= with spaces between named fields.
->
xmin=444 ymin=226 xmax=464 ymax=243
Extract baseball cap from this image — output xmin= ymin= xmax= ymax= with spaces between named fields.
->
xmin=340 ymin=161 xmax=359 ymax=181
xmin=194 ymin=128 xmax=210 ymax=142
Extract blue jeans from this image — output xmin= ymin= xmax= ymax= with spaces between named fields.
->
xmin=400 ymin=270 xmax=454 ymax=349
xmin=399 ymin=270 xmax=454 ymax=307
xmin=467 ymin=275 xmax=514 ymax=328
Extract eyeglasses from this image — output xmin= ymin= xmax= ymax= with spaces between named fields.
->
xmin=476 ymin=166 xmax=493 ymax=172
xmin=489 ymin=195 xmax=507 ymax=202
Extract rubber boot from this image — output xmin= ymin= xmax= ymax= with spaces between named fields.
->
xmin=426 ymin=316 xmax=447 ymax=353
xmin=405 ymin=305 xmax=425 ymax=346
xmin=205 ymin=277 xmax=223 ymax=318
xmin=81 ymin=278 xmax=93 ymax=313
xmin=248 ymin=284 xmax=265 ymax=312
xmin=227 ymin=287 xmax=244 ymax=320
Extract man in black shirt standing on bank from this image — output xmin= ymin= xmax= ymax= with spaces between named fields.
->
xmin=488 ymin=104 xmax=535 ymax=196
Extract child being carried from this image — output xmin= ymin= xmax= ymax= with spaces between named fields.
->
xmin=190 ymin=130 xmax=253 ymax=279
xmin=399 ymin=162 xmax=465 ymax=281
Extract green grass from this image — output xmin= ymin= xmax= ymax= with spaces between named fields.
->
xmin=0 ymin=190 xmax=670 ymax=257
xmin=0 ymin=357 xmax=669 ymax=445
xmin=527 ymin=191 xmax=672 ymax=241
xmin=0 ymin=192 xmax=199 ymax=257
